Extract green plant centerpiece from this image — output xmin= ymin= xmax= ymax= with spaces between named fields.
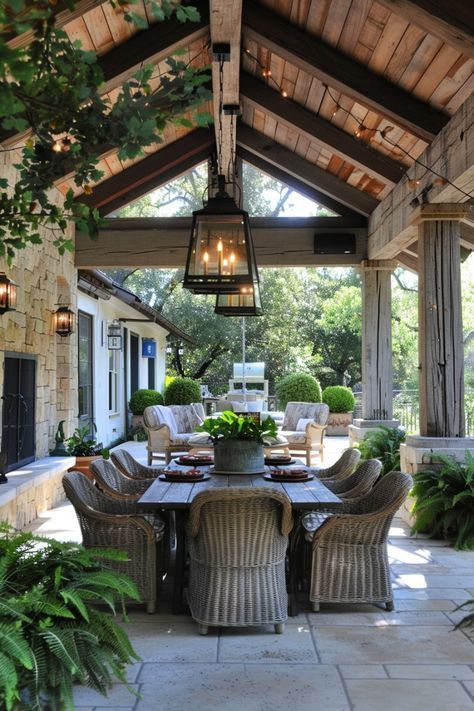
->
xmin=0 ymin=523 xmax=140 ymax=711
xmin=322 ymin=385 xmax=355 ymax=435
xmin=198 ymin=411 xmax=278 ymax=474
xmin=275 ymin=373 xmax=322 ymax=409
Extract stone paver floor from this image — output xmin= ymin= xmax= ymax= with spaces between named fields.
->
xmin=26 ymin=440 xmax=474 ymax=710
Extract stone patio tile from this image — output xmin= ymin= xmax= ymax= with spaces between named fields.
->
xmin=218 ymin=624 xmax=317 ymax=663
xmin=339 ymin=664 xmax=387 ymax=679
xmin=381 ymin=610 xmax=452 ymax=625
xmin=386 ymin=665 xmax=474 ymax=680
xmin=345 ymin=679 xmax=474 ymax=710
xmin=307 ymin=612 xmax=386 ymax=626
xmin=119 ymin=621 xmax=219 ymax=662
xmin=393 ymin=587 xmax=472 ymax=600
xmin=73 ymin=683 xmax=139 ymax=707
xmin=392 ymin=599 xmax=459 ymax=611
xmin=137 ymin=662 xmax=349 ymax=710
xmin=313 ymin=625 xmax=474 ymax=665
xmin=464 ymin=682 xmax=474 ymax=698
xmin=394 ymin=574 xmax=474 ymax=588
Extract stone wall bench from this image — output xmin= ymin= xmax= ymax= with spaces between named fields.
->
xmin=0 ymin=456 xmax=75 ymax=530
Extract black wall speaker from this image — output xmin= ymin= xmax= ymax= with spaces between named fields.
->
xmin=314 ymin=233 xmax=356 ymax=254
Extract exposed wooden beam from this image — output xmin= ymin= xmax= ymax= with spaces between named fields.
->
xmin=238 ymin=146 xmax=356 ymax=218
xmin=75 ymin=128 xmax=214 ymax=216
xmin=236 ymin=123 xmax=378 ymax=216
xmin=377 ymin=0 xmax=474 ymax=59
xmin=240 ymin=73 xmax=404 ymax=186
xmin=209 ymin=0 xmax=242 ymax=189
xmin=368 ymin=93 xmax=474 ymax=260
xmin=396 ymin=252 xmax=418 ymax=272
xmin=5 ymin=0 xmax=109 ymax=49
xmin=0 ymin=5 xmax=210 ymax=146
xmin=242 ymin=0 xmax=448 ymax=142
xmin=75 ymin=216 xmax=368 ymax=268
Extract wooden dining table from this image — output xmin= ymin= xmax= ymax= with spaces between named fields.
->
xmin=138 ymin=461 xmax=342 ymax=615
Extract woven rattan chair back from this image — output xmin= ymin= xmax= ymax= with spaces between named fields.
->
xmin=63 ymin=471 xmax=162 ymax=613
xmin=325 ymin=458 xmax=382 ymax=497
xmin=315 ymin=448 xmax=361 ymax=480
xmin=187 ymin=488 xmax=293 ymax=634
xmin=308 ymin=470 xmax=413 ymax=612
xmin=111 ymin=448 xmax=162 ymax=480
xmin=89 ymin=458 xmax=153 ymax=499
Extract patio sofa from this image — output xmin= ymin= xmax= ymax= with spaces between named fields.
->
xmin=143 ymin=403 xmax=208 ymax=464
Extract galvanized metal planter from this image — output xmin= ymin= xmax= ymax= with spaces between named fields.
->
xmin=213 ymin=439 xmax=264 ymax=474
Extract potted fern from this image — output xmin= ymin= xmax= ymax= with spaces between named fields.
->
xmin=198 ymin=411 xmax=278 ymax=474
xmin=0 ymin=524 xmax=140 ymax=711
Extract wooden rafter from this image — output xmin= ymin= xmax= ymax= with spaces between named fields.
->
xmin=242 ymin=0 xmax=449 ymax=142
xmin=75 ymin=128 xmax=214 ymax=215
xmin=236 ymin=124 xmax=378 ymax=216
xmin=376 ymin=0 xmax=474 ymax=59
xmin=240 ymin=73 xmax=405 ymax=186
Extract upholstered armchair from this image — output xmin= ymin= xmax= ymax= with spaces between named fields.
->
xmin=279 ymin=402 xmax=330 ymax=465
xmin=143 ymin=403 xmax=207 ymax=464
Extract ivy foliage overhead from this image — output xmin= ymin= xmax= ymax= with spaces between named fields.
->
xmin=0 ymin=0 xmax=212 ymax=263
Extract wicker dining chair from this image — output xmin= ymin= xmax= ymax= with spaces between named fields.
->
xmin=63 ymin=471 xmax=164 ymax=613
xmin=89 ymin=458 xmax=155 ymax=501
xmin=186 ymin=488 xmax=293 ymax=635
xmin=306 ymin=471 xmax=413 ymax=612
xmin=111 ymin=448 xmax=164 ymax=480
xmin=314 ymin=448 xmax=361 ymax=481
xmin=323 ymin=458 xmax=382 ymax=498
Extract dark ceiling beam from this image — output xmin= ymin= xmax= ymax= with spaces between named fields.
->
xmin=76 ymin=127 xmax=214 ymax=216
xmin=238 ymin=146 xmax=358 ymax=219
xmin=376 ymin=0 xmax=474 ymax=59
xmin=242 ymin=0 xmax=448 ymax=142
xmin=236 ymin=124 xmax=377 ymax=217
xmin=0 ymin=4 xmax=210 ymax=146
xmin=240 ymin=72 xmax=404 ymax=186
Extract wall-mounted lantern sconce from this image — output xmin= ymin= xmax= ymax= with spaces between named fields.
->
xmin=107 ymin=320 xmax=122 ymax=350
xmin=53 ymin=305 xmax=74 ymax=336
xmin=165 ymin=344 xmax=173 ymax=355
xmin=178 ymin=342 xmax=184 ymax=356
xmin=0 ymin=273 xmax=17 ymax=314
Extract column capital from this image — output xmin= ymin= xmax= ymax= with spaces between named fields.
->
xmin=410 ymin=202 xmax=474 ymax=226
xmin=360 ymin=259 xmax=398 ymax=271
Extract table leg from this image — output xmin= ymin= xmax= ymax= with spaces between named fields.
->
xmin=172 ymin=510 xmax=188 ymax=614
xmin=287 ymin=511 xmax=306 ymax=617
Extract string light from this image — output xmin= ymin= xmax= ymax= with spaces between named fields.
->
xmin=243 ymin=47 xmax=289 ymax=99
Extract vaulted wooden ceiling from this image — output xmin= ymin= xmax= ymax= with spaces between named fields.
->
xmin=6 ymin=0 xmax=474 ymax=266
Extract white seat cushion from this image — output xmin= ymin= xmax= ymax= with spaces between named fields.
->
xmin=279 ymin=430 xmax=307 ymax=444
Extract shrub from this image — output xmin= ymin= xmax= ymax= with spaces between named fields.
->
xmin=322 ymin=385 xmax=355 ymax=412
xmin=357 ymin=425 xmax=406 ymax=475
xmin=0 ymin=524 xmax=139 ymax=711
xmin=129 ymin=389 xmax=163 ymax=414
xmin=411 ymin=452 xmax=474 ymax=550
xmin=164 ymin=377 xmax=201 ymax=405
xmin=275 ymin=373 xmax=322 ymax=409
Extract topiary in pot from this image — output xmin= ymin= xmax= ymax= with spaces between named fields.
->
xmin=275 ymin=373 xmax=322 ymax=409
xmin=164 ymin=377 xmax=201 ymax=405
xmin=322 ymin=386 xmax=355 ymax=412
xmin=129 ymin=389 xmax=164 ymax=415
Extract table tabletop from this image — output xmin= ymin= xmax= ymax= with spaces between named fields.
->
xmin=138 ymin=465 xmax=342 ymax=510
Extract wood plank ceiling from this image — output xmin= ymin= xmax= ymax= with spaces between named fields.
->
xmin=6 ymin=0 xmax=474 ymax=264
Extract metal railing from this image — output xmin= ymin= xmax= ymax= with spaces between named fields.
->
xmin=353 ymin=389 xmax=474 ymax=435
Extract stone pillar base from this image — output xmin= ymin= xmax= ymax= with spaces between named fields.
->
xmin=399 ymin=436 xmax=474 ymax=527
xmin=348 ymin=419 xmax=401 ymax=446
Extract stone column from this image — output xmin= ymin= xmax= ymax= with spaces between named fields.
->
xmin=349 ymin=260 xmax=399 ymax=445
xmin=401 ymin=204 xmax=474 ymax=475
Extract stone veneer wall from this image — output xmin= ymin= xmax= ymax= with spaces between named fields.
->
xmin=0 ymin=150 xmax=78 ymax=460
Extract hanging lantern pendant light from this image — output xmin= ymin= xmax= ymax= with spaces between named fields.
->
xmin=183 ymin=175 xmax=259 ymax=294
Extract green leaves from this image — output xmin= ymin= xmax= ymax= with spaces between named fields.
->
xmin=199 ymin=411 xmax=278 ymax=444
xmin=411 ymin=452 xmax=474 ymax=549
xmin=357 ymin=425 xmax=406 ymax=476
xmin=0 ymin=2 xmax=211 ymax=263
